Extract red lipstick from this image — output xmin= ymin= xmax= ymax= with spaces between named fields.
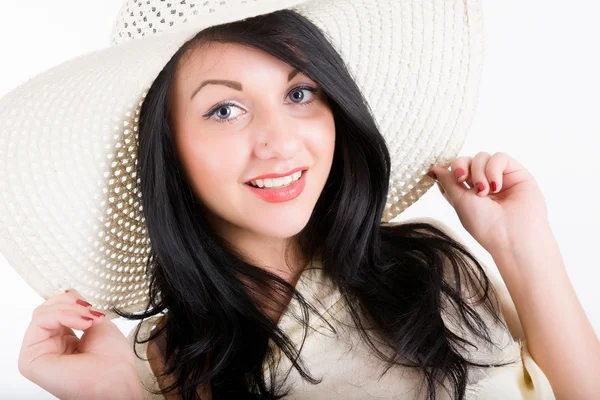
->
xmin=246 ymin=166 xmax=308 ymax=183
xmin=245 ymin=170 xmax=307 ymax=203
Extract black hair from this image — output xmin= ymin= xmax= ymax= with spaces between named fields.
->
xmin=110 ymin=9 xmax=517 ymax=400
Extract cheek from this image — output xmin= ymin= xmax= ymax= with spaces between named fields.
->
xmin=176 ymin=131 xmax=248 ymax=197
xmin=306 ymin=108 xmax=336 ymax=161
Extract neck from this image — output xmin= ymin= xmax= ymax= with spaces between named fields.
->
xmin=207 ymin=214 xmax=310 ymax=284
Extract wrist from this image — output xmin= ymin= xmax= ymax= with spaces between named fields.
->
xmin=490 ymin=223 xmax=557 ymax=265
xmin=490 ymin=223 xmax=566 ymax=292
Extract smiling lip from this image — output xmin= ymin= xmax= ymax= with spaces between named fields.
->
xmin=246 ymin=170 xmax=307 ymax=203
xmin=245 ymin=166 xmax=308 ymax=183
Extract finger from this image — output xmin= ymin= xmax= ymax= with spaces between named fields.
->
xmin=42 ymin=288 xmax=90 ymax=307
xmin=24 ymin=304 xmax=104 ymax=350
xmin=63 ymin=288 xmax=90 ymax=304
xmin=47 ymin=290 xmax=105 ymax=319
xmin=24 ymin=324 xmax=80 ymax=360
xmin=470 ymin=152 xmax=492 ymax=196
xmin=38 ymin=290 xmax=105 ymax=321
xmin=40 ymin=303 xmax=105 ymax=325
xmin=20 ymin=309 xmax=91 ymax=370
xmin=450 ymin=156 xmax=474 ymax=188
xmin=60 ymin=325 xmax=78 ymax=338
xmin=429 ymin=164 xmax=469 ymax=206
xmin=485 ymin=152 xmax=511 ymax=194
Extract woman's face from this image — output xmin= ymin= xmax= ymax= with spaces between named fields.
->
xmin=170 ymin=41 xmax=335 ymax=240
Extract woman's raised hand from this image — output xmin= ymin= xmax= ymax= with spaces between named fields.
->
xmin=428 ymin=151 xmax=549 ymax=257
xmin=18 ymin=289 xmax=145 ymax=399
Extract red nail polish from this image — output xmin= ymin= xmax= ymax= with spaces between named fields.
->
xmin=477 ymin=182 xmax=485 ymax=193
xmin=454 ymin=168 xmax=465 ymax=179
xmin=76 ymin=299 xmax=92 ymax=307
xmin=81 ymin=316 xmax=94 ymax=321
xmin=490 ymin=181 xmax=497 ymax=192
xmin=90 ymin=310 xmax=105 ymax=317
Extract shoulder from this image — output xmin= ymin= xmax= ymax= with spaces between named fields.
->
xmin=399 ymin=217 xmax=525 ymax=342
xmin=145 ymin=319 xmax=179 ymax=399
xmin=125 ymin=316 xmax=167 ymax=398
xmin=129 ymin=315 xmax=213 ymax=399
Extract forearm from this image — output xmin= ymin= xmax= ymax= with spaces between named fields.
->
xmin=490 ymin=225 xmax=600 ymax=399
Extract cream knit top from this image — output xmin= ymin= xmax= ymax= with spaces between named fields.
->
xmin=127 ymin=219 xmax=555 ymax=399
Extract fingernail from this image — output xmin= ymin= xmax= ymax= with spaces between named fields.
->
xmin=90 ymin=310 xmax=105 ymax=318
xmin=490 ymin=181 xmax=497 ymax=192
xmin=477 ymin=182 xmax=485 ymax=193
xmin=454 ymin=168 xmax=465 ymax=180
xmin=76 ymin=299 xmax=92 ymax=307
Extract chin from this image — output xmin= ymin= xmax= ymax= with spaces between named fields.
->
xmin=251 ymin=212 xmax=312 ymax=239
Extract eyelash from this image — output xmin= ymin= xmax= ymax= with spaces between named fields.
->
xmin=202 ymin=85 xmax=319 ymax=124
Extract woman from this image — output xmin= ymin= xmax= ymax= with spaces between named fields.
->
xmin=4 ymin=1 xmax=599 ymax=399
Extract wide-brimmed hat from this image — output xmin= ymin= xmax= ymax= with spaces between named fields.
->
xmin=0 ymin=0 xmax=484 ymax=319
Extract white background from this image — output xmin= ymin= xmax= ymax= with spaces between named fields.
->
xmin=1 ymin=1 xmax=598 ymax=397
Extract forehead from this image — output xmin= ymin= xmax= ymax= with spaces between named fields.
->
xmin=175 ymin=41 xmax=291 ymax=83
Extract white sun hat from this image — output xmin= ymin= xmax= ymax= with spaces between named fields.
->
xmin=0 ymin=0 xmax=484 ymax=319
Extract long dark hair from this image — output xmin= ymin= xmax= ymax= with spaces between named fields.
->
xmin=111 ymin=9 xmax=517 ymax=400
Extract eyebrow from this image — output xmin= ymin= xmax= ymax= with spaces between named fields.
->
xmin=190 ymin=68 xmax=302 ymax=100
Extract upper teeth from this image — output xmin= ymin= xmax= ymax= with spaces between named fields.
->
xmin=250 ymin=171 xmax=303 ymax=188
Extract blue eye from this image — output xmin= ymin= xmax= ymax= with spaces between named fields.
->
xmin=202 ymin=85 xmax=319 ymax=124
xmin=203 ymin=101 xmax=242 ymax=124
xmin=288 ymin=86 xmax=318 ymax=104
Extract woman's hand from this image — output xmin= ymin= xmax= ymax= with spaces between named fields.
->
xmin=428 ymin=151 xmax=549 ymax=257
xmin=18 ymin=289 xmax=144 ymax=400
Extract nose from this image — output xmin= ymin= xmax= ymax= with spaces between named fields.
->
xmin=253 ymin=111 xmax=299 ymax=160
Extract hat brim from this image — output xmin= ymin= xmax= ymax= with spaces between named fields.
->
xmin=0 ymin=0 xmax=484 ymax=318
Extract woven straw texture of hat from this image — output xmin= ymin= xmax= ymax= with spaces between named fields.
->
xmin=0 ymin=0 xmax=484 ymax=318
